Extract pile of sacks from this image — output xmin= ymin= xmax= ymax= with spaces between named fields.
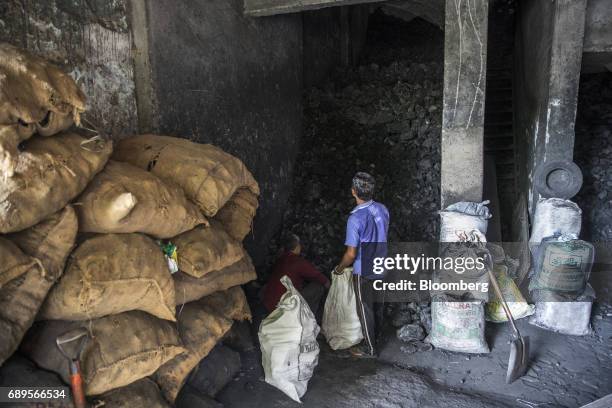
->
xmin=527 ymin=198 xmax=595 ymax=336
xmin=0 ymin=44 xmax=258 ymax=406
xmin=426 ymin=201 xmax=534 ymax=354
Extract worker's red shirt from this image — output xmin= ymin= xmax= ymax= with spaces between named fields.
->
xmin=262 ymin=251 xmax=330 ymax=312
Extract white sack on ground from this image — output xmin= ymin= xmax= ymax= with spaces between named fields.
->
xmin=322 ymin=267 xmax=363 ymax=350
xmin=426 ymin=295 xmax=489 ymax=354
xmin=529 ymin=285 xmax=595 ymax=336
xmin=259 ymin=276 xmax=320 ymax=402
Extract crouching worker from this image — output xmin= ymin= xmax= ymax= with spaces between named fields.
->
xmin=262 ymin=233 xmax=330 ymax=317
xmin=333 ymin=172 xmax=389 ymax=357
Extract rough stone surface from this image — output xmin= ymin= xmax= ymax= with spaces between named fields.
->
xmin=574 ymin=73 xmax=612 ymax=242
xmin=274 ymin=15 xmax=442 ymax=274
xmin=0 ymin=0 xmax=138 ymax=138
xmin=396 ymin=323 xmax=426 ymax=342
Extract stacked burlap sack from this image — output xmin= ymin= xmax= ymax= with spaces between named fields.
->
xmin=428 ymin=201 xmax=534 ymax=354
xmin=0 ymin=44 xmax=259 ymax=406
xmin=527 ymin=198 xmax=595 ymax=336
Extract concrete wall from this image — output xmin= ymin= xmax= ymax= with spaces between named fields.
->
xmin=142 ymin=0 xmax=303 ymax=268
xmin=513 ymin=0 xmax=586 ymax=217
xmin=303 ymin=5 xmax=369 ymax=87
xmin=0 ymin=0 xmax=138 ymax=138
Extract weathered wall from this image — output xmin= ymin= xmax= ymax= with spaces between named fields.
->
xmin=143 ymin=0 xmax=303 ymax=268
xmin=513 ymin=0 xmax=586 ymax=217
xmin=303 ymin=5 xmax=369 ymax=88
xmin=0 ymin=0 xmax=138 ymax=138
xmin=303 ymin=8 xmax=343 ymax=87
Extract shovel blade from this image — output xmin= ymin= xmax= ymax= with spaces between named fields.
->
xmin=506 ymin=336 xmax=529 ymax=384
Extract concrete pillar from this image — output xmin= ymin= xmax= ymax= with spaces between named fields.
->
xmin=514 ymin=0 xmax=587 ymax=216
xmin=440 ymin=0 xmax=488 ymax=208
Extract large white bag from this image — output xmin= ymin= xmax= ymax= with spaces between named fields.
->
xmin=529 ymin=198 xmax=581 ymax=246
xmin=322 ymin=267 xmax=363 ymax=350
xmin=258 ymin=276 xmax=320 ymax=402
xmin=439 ymin=201 xmax=490 ymax=242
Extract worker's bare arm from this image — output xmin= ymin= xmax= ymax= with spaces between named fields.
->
xmin=333 ymin=246 xmax=357 ymax=274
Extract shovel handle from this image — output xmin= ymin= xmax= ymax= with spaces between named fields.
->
xmin=486 ymin=262 xmax=521 ymax=339
xmin=69 ymin=361 xmax=87 ymax=408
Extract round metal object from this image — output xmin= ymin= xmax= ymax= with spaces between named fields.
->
xmin=534 ymin=160 xmax=583 ymax=199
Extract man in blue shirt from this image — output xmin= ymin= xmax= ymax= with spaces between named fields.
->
xmin=334 ymin=172 xmax=389 ymax=357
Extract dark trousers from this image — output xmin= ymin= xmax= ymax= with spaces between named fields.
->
xmin=353 ymin=274 xmax=384 ymax=356
xmin=301 ymin=282 xmax=326 ymax=320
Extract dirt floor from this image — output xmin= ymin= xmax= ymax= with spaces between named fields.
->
xmin=218 ymin=302 xmax=612 ymax=408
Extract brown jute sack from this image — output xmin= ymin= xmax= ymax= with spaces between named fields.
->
xmin=0 ymin=237 xmax=42 ymax=289
xmin=76 ymin=161 xmax=207 ymax=238
xmin=0 ymin=43 xmax=85 ymax=129
xmin=0 ymin=125 xmax=35 ymax=177
xmin=174 ymin=254 xmax=256 ymax=305
xmin=154 ymin=287 xmax=251 ymax=402
xmin=40 ymin=233 xmax=176 ymax=321
xmin=10 ymin=206 xmax=78 ymax=279
xmin=0 ymin=132 xmax=112 ymax=233
xmin=21 ymin=311 xmax=186 ymax=396
xmin=174 ymin=221 xmax=245 ymax=278
xmin=95 ymin=378 xmax=170 ymax=408
xmin=113 ymin=134 xmax=260 ymax=217
xmin=199 ymin=286 xmax=252 ymax=322
xmin=214 ymin=188 xmax=259 ymax=241
xmin=0 ymin=207 xmax=78 ymax=364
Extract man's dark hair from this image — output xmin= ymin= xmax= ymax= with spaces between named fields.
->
xmin=282 ymin=233 xmax=301 ymax=252
xmin=352 ymin=172 xmax=375 ymax=201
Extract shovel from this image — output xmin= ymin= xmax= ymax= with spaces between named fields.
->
xmin=56 ymin=328 xmax=89 ymax=408
xmin=487 ymin=263 xmax=530 ymax=383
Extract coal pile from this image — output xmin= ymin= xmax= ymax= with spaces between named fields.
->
xmin=574 ymin=73 xmax=612 ymax=242
xmin=279 ymin=56 xmax=443 ymax=273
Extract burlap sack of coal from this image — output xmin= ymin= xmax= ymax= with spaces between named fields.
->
xmin=154 ymin=287 xmax=251 ymax=402
xmin=20 ymin=311 xmax=186 ymax=396
xmin=174 ymin=254 xmax=256 ymax=305
xmin=9 ymin=206 xmax=78 ymax=279
xmin=0 ymin=44 xmax=86 ymax=173
xmin=0 ymin=207 xmax=77 ymax=365
xmin=113 ymin=134 xmax=260 ymax=217
xmin=76 ymin=161 xmax=207 ymax=238
xmin=0 ymin=43 xmax=85 ymax=128
xmin=0 ymin=124 xmax=35 ymax=177
xmin=95 ymin=378 xmax=170 ymax=408
xmin=214 ymin=188 xmax=259 ymax=241
xmin=198 ymin=286 xmax=252 ymax=322
xmin=39 ymin=233 xmax=176 ymax=321
xmin=0 ymin=237 xmax=42 ymax=289
xmin=0 ymin=132 xmax=112 ymax=233
xmin=174 ymin=221 xmax=244 ymax=278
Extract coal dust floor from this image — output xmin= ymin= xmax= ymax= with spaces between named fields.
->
xmin=218 ymin=304 xmax=612 ymax=408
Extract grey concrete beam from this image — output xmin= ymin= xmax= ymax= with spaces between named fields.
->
xmin=527 ymin=0 xmax=587 ymax=214
xmin=244 ymin=0 xmax=385 ymax=17
xmin=129 ymin=0 xmax=158 ymax=134
xmin=440 ymin=0 xmax=488 ymax=208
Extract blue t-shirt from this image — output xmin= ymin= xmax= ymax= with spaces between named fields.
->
xmin=345 ymin=200 xmax=389 ymax=276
